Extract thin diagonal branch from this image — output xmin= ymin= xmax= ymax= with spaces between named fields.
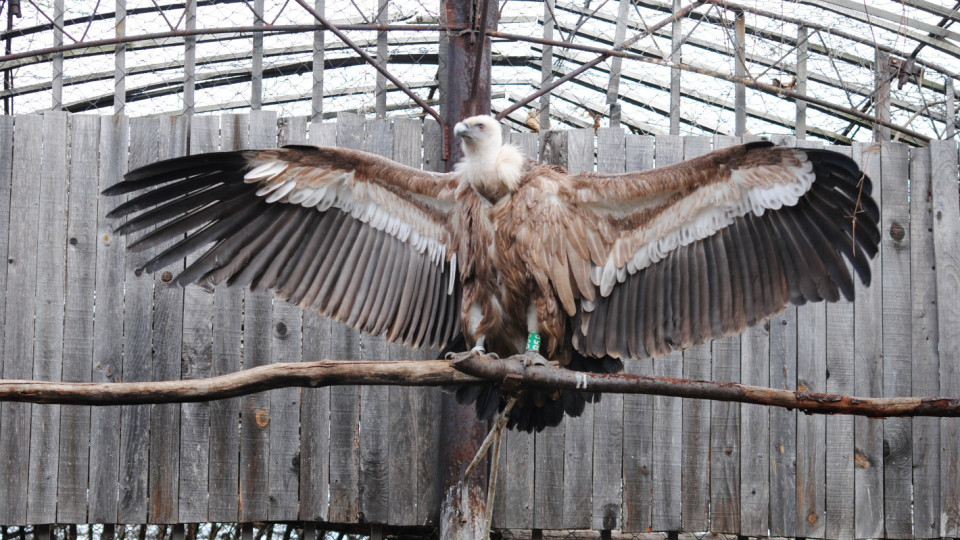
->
xmin=293 ymin=0 xmax=443 ymax=124
xmin=494 ymin=0 xmax=706 ymax=122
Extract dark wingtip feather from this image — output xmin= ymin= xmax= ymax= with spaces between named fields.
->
xmin=102 ymin=183 xmax=132 ymax=196
xmin=806 ymin=148 xmax=881 ymax=255
xmin=104 ymin=151 xmax=249 ymax=196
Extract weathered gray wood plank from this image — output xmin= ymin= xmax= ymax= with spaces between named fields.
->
xmin=562 ymin=360 xmax=596 ymax=527
xmin=88 ymin=115 xmax=129 ymax=523
xmin=299 ymin=120 xmax=336 ymax=523
xmin=177 ymin=114 xmax=217 ymax=524
xmin=680 ymin=136 xmax=712 ymax=533
xmin=386 ymin=117 xmax=432 ymax=526
xmin=267 ymin=299 xmax=303 ymax=521
xmin=679 ymin=342 xmax=710 ymax=531
xmin=794 ymin=146 xmax=831 ymax=533
xmin=415 ymin=118 xmax=445 ymax=527
xmin=768 ymin=307 xmax=797 ymax=537
xmin=493 ymin=128 xmax=538 ymax=530
xmin=148 ymin=114 xmax=187 ymax=523
xmin=58 ymin=114 xmax=101 ymax=524
xmin=621 ymin=134 xmax=655 ymax=534
xmin=793 ymin=138 xmax=827 ymax=537
xmin=795 ymin=300 xmax=826 ymax=537
xmin=359 ymin=118 xmax=393 ymax=525
xmin=708 ymin=135 xmax=739 ymax=534
xmin=652 ymin=135 xmax=683 ymax=533
xmin=931 ymin=140 xmax=960 ymax=536
xmin=117 ymin=116 xmax=158 ymax=524
xmin=709 ymin=336 xmax=740 ymax=533
xmin=239 ymin=110 xmax=278 ymax=522
xmin=266 ymin=115 xmax=307 ymax=522
xmin=562 ymin=128 xmax=596 ymax=530
xmin=769 ymin=134 xmax=800 ymax=539
xmin=533 ymin=129 xmax=567 ymax=531
xmin=853 ymin=142 xmax=885 ymax=539
xmin=207 ymin=114 xmax=242 ymax=523
xmin=910 ymin=145 xmax=940 ymax=539
xmin=819 ymin=144 xmax=855 ymax=540
xmin=326 ymin=111 xmax=364 ymax=524
xmin=0 ymin=115 xmax=11 ymax=359
xmin=0 ymin=114 xmax=43 ymax=526
xmin=26 ymin=111 xmax=68 ymax=524
xmin=826 ymin=297 xmax=856 ymax=540
xmin=0 ymin=116 xmax=11 ymax=523
xmin=739 ymin=323 xmax=769 ymax=536
xmin=591 ymin=127 xmax=625 ymax=532
xmin=880 ymin=142 xmax=912 ymax=539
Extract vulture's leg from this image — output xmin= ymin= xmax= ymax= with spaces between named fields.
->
xmin=515 ymin=304 xmax=548 ymax=367
xmin=444 ymin=335 xmax=500 ymax=362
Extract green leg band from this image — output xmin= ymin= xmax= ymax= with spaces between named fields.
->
xmin=526 ymin=332 xmax=541 ymax=352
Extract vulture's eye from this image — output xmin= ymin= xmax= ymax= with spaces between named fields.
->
xmin=476 ymin=124 xmax=485 ymax=130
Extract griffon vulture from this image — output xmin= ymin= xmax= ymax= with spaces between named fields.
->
xmin=105 ymin=115 xmax=879 ymax=432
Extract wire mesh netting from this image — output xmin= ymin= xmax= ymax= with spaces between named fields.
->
xmin=0 ymin=1 xmax=956 ymax=143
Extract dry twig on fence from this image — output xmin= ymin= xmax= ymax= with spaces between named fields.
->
xmin=0 ymin=355 xmax=959 ymax=418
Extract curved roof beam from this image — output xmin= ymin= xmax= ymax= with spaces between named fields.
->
xmin=0 ymin=34 xmax=439 ymax=99
xmin=791 ymin=0 xmax=960 ymax=55
xmin=894 ymin=0 xmax=960 ymax=20
xmin=705 ymin=0 xmax=960 ymax=81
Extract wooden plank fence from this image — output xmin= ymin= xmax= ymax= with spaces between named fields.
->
xmin=0 ymin=112 xmax=959 ymax=537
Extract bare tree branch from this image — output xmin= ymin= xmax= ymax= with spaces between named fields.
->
xmin=1 ymin=355 xmax=958 ymax=418
xmin=448 ymin=354 xmax=960 ymax=418
xmin=0 ymin=360 xmax=475 ymax=405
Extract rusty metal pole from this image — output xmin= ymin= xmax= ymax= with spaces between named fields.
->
xmin=441 ymin=0 xmax=497 ymax=167
xmin=438 ymin=0 xmax=498 ymax=537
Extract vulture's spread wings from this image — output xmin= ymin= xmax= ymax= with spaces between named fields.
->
xmin=105 ymin=145 xmax=462 ymax=348
xmin=513 ymin=141 xmax=878 ymax=360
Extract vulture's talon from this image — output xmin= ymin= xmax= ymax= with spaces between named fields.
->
xmin=445 ymin=349 xmax=499 ymax=362
xmin=445 ymin=350 xmax=477 ymax=362
xmin=516 ymin=351 xmax=549 ymax=368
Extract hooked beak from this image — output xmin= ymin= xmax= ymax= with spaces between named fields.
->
xmin=453 ymin=122 xmax=472 ymax=139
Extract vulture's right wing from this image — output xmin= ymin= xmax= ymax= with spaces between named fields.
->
xmin=105 ymin=145 xmax=461 ymax=349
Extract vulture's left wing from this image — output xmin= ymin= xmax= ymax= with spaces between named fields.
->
xmin=105 ymin=145 xmax=461 ymax=348
xmin=518 ymin=141 xmax=879 ymax=360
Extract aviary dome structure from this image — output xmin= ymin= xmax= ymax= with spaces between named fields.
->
xmin=1 ymin=0 xmax=957 ymax=145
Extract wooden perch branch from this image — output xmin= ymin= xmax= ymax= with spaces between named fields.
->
xmin=0 ymin=360 xmax=475 ymax=405
xmin=450 ymin=355 xmax=960 ymax=418
xmin=0 ymin=355 xmax=958 ymax=418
